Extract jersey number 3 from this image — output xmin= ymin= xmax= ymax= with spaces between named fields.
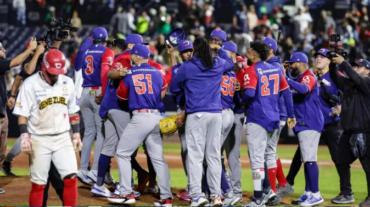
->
xmin=85 ymin=56 xmax=94 ymax=75
xmin=261 ymin=74 xmax=279 ymax=96
xmin=133 ymin=74 xmax=153 ymax=94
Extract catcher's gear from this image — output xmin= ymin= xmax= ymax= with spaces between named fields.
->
xmin=159 ymin=115 xmax=183 ymax=136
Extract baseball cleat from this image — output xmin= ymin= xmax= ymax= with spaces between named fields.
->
xmin=147 ymin=181 xmax=159 ymax=194
xmin=179 ymin=192 xmax=191 ymax=201
xmin=277 ymin=183 xmax=294 ymax=198
xmin=262 ymin=188 xmax=276 ymax=204
xmin=301 ymin=195 xmax=324 ymax=206
xmin=223 ymin=192 xmax=242 ymax=206
xmin=331 ymin=194 xmax=354 ymax=204
xmin=292 ymin=193 xmax=311 ymax=205
xmin=77 ymin=170 xmax=92 ymax=186
xmin=267 ymin=194 xmax=281 ymax=206
xmin=133 ymin=190 xmax=141 ymax=198
xmin=0 ymin=188 xmax=4 ymax=194
xmin=191 ymin=196 xmax=208 ymax=206
xmin=87 ymin=170 xmax=98 ymax=183
xmin=177 ymin=190 xmax=189 ymax=198
xmin=136 ymin=170 xmax=150 ymax=193
xmin=210 ymin=195 xmax=223 ymax=206
xmin=244 ymin=196 xmax=266 ymax=207
xmin=104 ymin=171 xmax=115 ymax=185
xmin=91 ymin=184 xmax=112 ymax=197
xmin=360 ymin=196 xmax=370 ymax=206
xmin=108 ymin=193 xmax=135 ymax=204
xmin=154 ymin=198 xmax=173 ymax=207
xmin=2 ymin=161 xmax=16 ymax=176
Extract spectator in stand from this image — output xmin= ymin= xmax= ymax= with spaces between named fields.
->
xmin=157 ymin=6 xmax=172 ymax=35
xmin=203 ymin=3 xmax=214 ymax=27
xmin=247 ymin=5 xmax=258 ymax=32
xmin=189 ymin=20 xmax=205 ymax=37
xmin=71 ymin=11 xmax=82 ymax=29
xmin=315 ymin=10 xmax=336 ymax=35
xmin=233 ymin=4 xmax=248 ymax=33
xmin=128 ymin=8 xmax=137 ymax=34
xmin=205 ymin=21 xmax=217 ymax=37
xmin=45 ymin=6 xmax=57 ymax=27
xmin=137 ymin=11 xmax=150 ymax=35
xmin=13 ymin=0 xmax=26 ymax=26
xmin=293 ymin=6 xmax=313 ymax=33
xmin=281 ymin=9 xmax=293 ymax=39
xmin=110 ymin=6 xmax=129 ymax=38
xmin=345 ymin=7 xmax=360 ymax=41
xmin=259 ymin=13 xmax=271 ymax=27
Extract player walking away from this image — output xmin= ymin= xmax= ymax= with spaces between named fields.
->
xmin=261 ymin=37 xmax=294 ymax=202
xmin=285 ymin=52 xmax=324 ymax=206
xmin=167 ymin=40 xmax=194 ymax=201
xmin=90 ymin=39 xmax=129 ymax=197
xmin=330 ymin=56 xmax=370 ymax=206
xmin=77 ymin=27 xmax=115 ymax=185
xmin=171 ymin=36 xmax=234 ymax=206
xmin=241 ymin=41 xmax=296 ymax=207
xmin=108 ymin=44 xmax=172 ymax=206
xmin=12 ymin=49 xmax=83 ymax=206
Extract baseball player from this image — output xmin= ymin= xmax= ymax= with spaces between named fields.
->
xmin=90 ymin=39 xmax=128 ymax=197
xmin=170 ymin=36 xmax=234 ymax=206
xmin=261 ymin=37 xmax=294 ymax=201
xmin=286 ymin=52 xmax=324 ymax=206
xmin=77 ymin=27 xmax=115 ymax=185
xmin=241 ymin=41 xmax=295 ymax=207
xmin=12 ymin=49 xmax=82 ymax=206
xmin=167 ymin=40 xmax=194 ymax=201
xmin=108 ymin=44 xmax=172 ymax=206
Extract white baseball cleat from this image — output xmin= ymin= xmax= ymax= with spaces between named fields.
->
xmin=108 ymin=193 xmax=136 ymax=204
xmin=77 ymin=170 xmax=92 ymax=186
xmin=87 ymin=170 xmax=98 ymax=183
xmin=91 ymin=183 xmax=112 ymax=197
xmin=210 ymin=195 xmax=223 ymax=206
xmin=191 ymin=195 xmax=208 ymax=206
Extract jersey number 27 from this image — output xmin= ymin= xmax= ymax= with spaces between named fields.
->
xmin=133 ymin=74 xmax=153 ymax=94
xmin=261 ymin=74 xmax=279 ymax=96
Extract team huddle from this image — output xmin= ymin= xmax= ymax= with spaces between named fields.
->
xmin=4 ymin=25 xmax=361 ymax=207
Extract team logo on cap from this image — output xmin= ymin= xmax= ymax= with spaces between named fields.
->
xmin=100 ymin=34 xmax=102 ymax=37
xmin=55 ymin=63 xmax=62 ymax=69
xmin=357 ymin=59 xmax=363 ymax=63
xmin=319 ymin=49 xmax=326 ymax=53
xmin=183 ymin=41 xmax=190 ymax=46
xmin=262 ymin=37 xmax=266 ymax=40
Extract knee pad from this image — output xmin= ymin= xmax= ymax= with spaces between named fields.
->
xmin=63 ymin=173 xmax=77 ymax=179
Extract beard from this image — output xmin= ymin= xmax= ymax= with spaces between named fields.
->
xmin=247 ymin=59 xmax=253 ymax=66
xmin=290 ymin=67 xmax=300 ymax=77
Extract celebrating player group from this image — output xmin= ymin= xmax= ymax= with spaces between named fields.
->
xmin=4 ymin=24 xmax=366 ymax=207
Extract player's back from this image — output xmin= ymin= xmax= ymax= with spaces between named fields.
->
xmin=221 ymin=70 xmax=237 ymax=109
xmin=82 ymin=44 xmax=113 ymax=87
xmin=123 ymin=63 xmax=165 ymax=111
xmin=246 ymin=61 xmax=288 ymax=131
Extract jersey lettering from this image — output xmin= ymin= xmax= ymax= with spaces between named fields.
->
xmin=38 ymin=96 xmax=67 ymax=110
xmin=261 ymin=74 xmax=279 ymax=96
xmin=85 ymin=55 xmax=94 ymax=75
xmin=221 ymin=76 xmax=237 ymax=96
xmin=132 ymin=74 xmax=154 ymax=95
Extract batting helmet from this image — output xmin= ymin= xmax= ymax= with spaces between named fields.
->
xmin=42 ymin=49 xmax=67 ymax=75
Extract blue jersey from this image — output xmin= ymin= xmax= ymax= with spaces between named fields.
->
xmin=315 ymin=69 xmax=341 ymax=125
xmin=117 ymin=63 xmax=167 ymax=111
xmin=221 ymin=70 xmax=236 ymax=109
xmin=242 ymin=61 xmax=290 ymax=131
xmin=267 ymin=56 xmax=287 ymax=121
xmin=170 ymin=49 xmax=234 ymax=114
xmin=82 ymin=44 xmax=114 ymax=87
xmin=75 ymin=37 xmax=93 ymax=71
xmin=170 ymin=64 xmax=184 ymax=106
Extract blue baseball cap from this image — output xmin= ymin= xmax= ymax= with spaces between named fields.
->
xmin=314 ymin=48 xmax=330 ymax=58
xmin=222 ymin=41 xmax=237 ymax=53
xmin=210 ymin=29 xmax=226 ymax=41
xmin=352 ymin=59 xmax=370 ymax=70
xmin=261 ymin=37 xmax=277 ymax=53
xmin=127 ymin=44 xmax=150 ymax=59
xmin=165 ymin=28 xmax=186 ymax=47
xmin=178 ymin=40 xmax=193 ymax=53
xmin=126 ymin=34 xmax=148 ymax=45
xmin=92 ymin=27 xmax=108 ymax=40
xmin=289 ymin=52 xmax=308 ymax=64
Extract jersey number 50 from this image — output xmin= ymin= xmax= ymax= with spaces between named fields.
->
xmin=133 ymin=74 xmax=153 ymax=94
xmin=261 ymin=74 xmax=279 ymax=96
xmin=221 ymin=76 xmax=236 ymax=96
xmin=85 ymin=56 xmax=94 ymax=75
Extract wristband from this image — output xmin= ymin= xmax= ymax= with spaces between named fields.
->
xmin=71 ymin=124 xmax=80 ymax=134
xmin=10 ymin=95 xmax=16 ymax=98
xmin=19 ymin=124 xmax=28 ymax=134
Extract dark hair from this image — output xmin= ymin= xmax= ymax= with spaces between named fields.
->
xmin=112 ymin=39 xmax=126 ymax=50
xmin=193 ymin=36 xmax=214 ymax=69
xmin=250 ymin=41 xmax=270 ymax=61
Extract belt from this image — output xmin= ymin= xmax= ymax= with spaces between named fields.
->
xmin=134 ymin=109 xmax=159 ymax=113
xmin=84 ymin=86 xmax=100 ymax=96
xmin=84 ymin=86 xmax=100 ymax=90
xmin=222 ymin=108 xmax=232 ymax=111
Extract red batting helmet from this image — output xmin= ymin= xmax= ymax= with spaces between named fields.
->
xmin=42 ymin=49 xmax=67 ymax=75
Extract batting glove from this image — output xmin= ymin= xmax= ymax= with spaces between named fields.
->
xmin=72 ymin=133 xmax=83 ymax=152
xmin=21 ymin=133 xmax=32 ymax=154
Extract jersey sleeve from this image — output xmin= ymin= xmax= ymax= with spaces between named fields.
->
xmin=280 ymin=73 xmax=289 ymax=91
xmin=236 ymin=68 xmax=245 ymax=85
xmin=300 ymin=75 xmax=316 ymax=92
xmin=117 ymin=79 xmax=129 ymax=100
xmin=161 ymin=72 xmax=168 ymax=92
xmin=101 ymin=48 xmax=115 ymax=66
xmin=68 ymin=80 xmax=80 ymax=114
xmin=242 ymin=66 xmax=258 ymax=90
xmin=13 ymin=81 xmax=33 ymax=117
xmin=100 ymin=64 xmax=111 ymax=96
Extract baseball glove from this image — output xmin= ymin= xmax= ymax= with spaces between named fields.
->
xmin=159 ymin=115 xmax=183 ymax=136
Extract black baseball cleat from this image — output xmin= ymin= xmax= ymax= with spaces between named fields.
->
xmin=2 ymin=161 xmax=16 ymax=176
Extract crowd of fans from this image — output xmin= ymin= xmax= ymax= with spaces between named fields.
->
xmin=3 ymin=0 xmax=370 ymax=92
